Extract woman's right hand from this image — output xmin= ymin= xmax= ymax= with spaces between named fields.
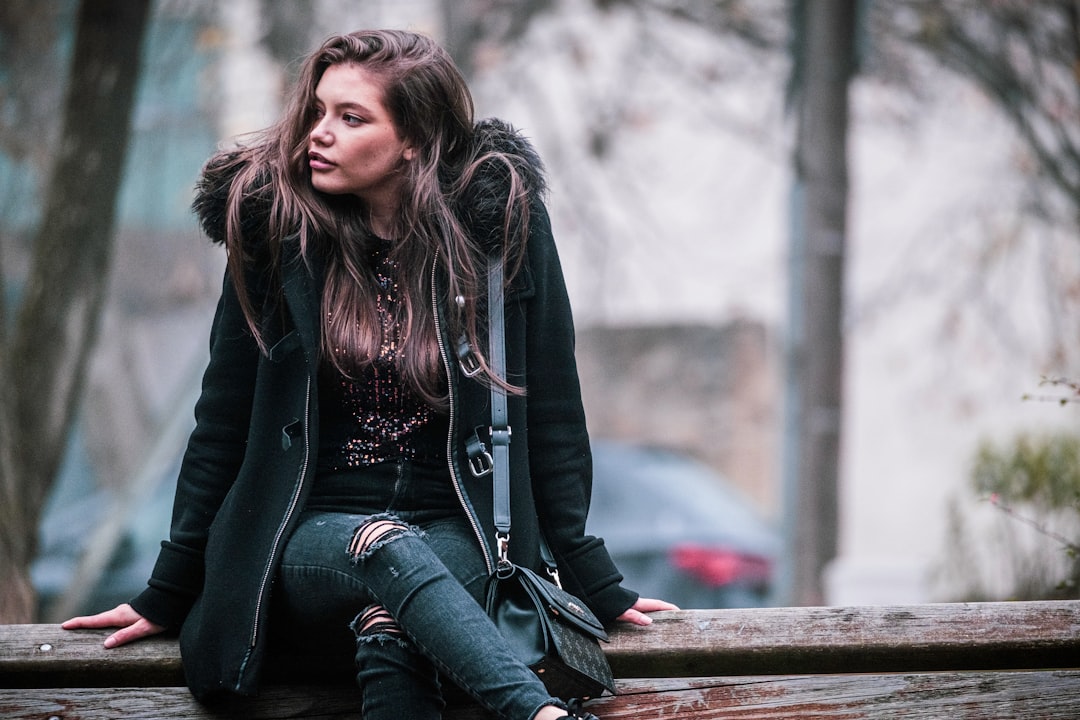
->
xmin=62 ymin=603 xmax=166 ymax=648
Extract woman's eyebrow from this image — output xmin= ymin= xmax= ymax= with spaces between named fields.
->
xmin=315 ymin=94 xmax=374 ymax=113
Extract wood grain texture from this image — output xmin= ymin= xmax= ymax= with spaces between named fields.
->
xmin=2 ymin=602 xmax=1078 ymax=718
xmin=603 ymin=601 xmax=1080 ymax=676
xmin=4 ymin=602 xmax=1076 ymax=687
xmin=0 ymin=623 xmax=184 ymax=688
xmin=3 ymin=673 xmax=1079 ymax=720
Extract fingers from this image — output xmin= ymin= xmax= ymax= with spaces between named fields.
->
xmin=619 ymin=609 xmax=653 ymax=626
xmin=634 ymin=597 xmax=680 ymax=613
xmin=615 ymin=597 xmax=682 ymax=626
xmin=62 ymin=603 xmax=141 ymax=630
xmin=61 ymin=604 xmax=165 ymax=648
xmin=103 ymin=617 xmax=165 ymax=648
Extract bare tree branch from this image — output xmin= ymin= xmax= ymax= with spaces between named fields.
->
xmin=884 ymin=1 xmax=1080 ymax=217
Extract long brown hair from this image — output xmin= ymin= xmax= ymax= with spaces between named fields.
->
xmin=216 ymin=30 xmax=532 ymax=406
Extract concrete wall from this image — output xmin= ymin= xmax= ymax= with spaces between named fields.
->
xmin=576 ymin=320 xmax=780 ymax=513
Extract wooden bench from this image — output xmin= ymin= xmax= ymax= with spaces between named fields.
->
xmin=2 ymin=600 xmax=1078 ymax=718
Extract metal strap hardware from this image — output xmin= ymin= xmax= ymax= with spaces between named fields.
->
xmin=496 ymin=531 xmax=510 ymax=564
xmin=466 ymin=430 xmax=493 ymax=477
xmin=468 ymin=450 xmax=493 ymax=477
xmin=456 ymin=333 xmax=483 ymax=377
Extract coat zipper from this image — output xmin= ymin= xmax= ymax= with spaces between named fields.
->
xmin=248 ymin=373 xmax=313 ymax=651
xmin=432 ymin=257 xmax=494 ymax=575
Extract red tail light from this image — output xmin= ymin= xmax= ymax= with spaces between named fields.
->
xmin=670 ymin=543 xmax=772 ymax=588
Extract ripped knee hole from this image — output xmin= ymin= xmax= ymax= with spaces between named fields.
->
xmin=347 ymin=518 xmax=410 ymax=559
xmin=352 ymin=605 xmax=404 ymax=637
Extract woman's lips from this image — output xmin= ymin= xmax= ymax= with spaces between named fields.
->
xmin=309 ymin=151 xmax=335 ymax=170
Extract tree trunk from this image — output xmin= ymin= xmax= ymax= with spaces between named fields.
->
xmin=780 ymin=0 xmax=857 ymax=606
xmin=0 ymin=0 xmax=151 ymax=623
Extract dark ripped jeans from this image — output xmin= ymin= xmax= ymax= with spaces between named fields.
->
xmin=273 ymin=459 xmax=560 ymax=720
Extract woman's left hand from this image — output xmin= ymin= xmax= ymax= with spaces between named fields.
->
xmin=615 ymin=597 xmax=680 ymax=626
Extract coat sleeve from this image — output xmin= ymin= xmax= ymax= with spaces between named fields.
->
xmin=129 ymin=270 xmax=261 ymax=629
xmin=522 ymin=206 xmax=639 ymax=624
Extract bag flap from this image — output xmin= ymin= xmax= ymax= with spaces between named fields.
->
xmin=516 ymin=566 xmax=609 ymax=641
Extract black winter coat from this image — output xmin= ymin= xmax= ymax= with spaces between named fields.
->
xmin=129 ymin=120 xmax=637 ymax=700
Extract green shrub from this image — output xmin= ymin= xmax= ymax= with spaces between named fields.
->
xmin=940 ymin=433 xmax=1080 ymax=601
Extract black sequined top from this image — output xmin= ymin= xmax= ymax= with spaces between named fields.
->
xmin=316 ymin=239 xmax=448 ymax=474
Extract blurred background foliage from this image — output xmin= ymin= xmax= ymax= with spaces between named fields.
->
xmin=942 ymin=427 xmax=1080 ymax=601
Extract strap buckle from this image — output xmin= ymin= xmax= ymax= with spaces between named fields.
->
xmin=469 ymin=449 xmax=493 ymax=477
xmin=466 ymin=430 xmax=493 ymax=477
xmin=456 ymin=333 xmax=483 ymax=378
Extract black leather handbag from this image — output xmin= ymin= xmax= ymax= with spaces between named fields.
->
xmin=485 ymin=560 xmax=615 ymax=700
xmin=478 ymin=254 xmax=616 ymax=700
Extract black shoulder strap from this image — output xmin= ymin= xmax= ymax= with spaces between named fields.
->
xmin=487 ymin=252 xmax=560 ymax=579
xmin=487 ymin=252 xmax=512 ymax=560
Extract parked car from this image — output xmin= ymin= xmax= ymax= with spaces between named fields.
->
xmin=587 ymin=440 xmax=779 ymax=609
xmin=34 ymin=438 xmax=777 ymax=617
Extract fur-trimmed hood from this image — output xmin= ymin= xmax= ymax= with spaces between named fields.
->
xmin=453 ymin=118 xmax=547 ymax=250
xmin=191 ymin=118 xmax=546 ymax=251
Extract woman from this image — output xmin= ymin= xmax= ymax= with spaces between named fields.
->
xmin=64 ymin=29 xmax=675 ymax=720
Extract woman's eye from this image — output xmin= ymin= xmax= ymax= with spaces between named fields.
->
xmin=343 ymin=114 xmax=363 ymax=125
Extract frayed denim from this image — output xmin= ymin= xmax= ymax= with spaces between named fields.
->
xmin=274 ymin=463 xmax=560 ymax=720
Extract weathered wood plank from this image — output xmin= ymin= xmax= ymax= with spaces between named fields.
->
xmin=3 ymin=602 xmax=1077 ymax=688
xmin=604 ymin=601 xmax=1080 ymax=677
xmin=3 ymin=672 xmax=1079 ymax=720
xmin=0 ymin=623 xmax=184 ymax=688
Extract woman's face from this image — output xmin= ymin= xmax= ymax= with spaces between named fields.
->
xmin=308 ymin=63 xmax=414 ymax=208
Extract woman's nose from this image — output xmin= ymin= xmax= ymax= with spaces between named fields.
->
xmin=310 ymin=118 xmax=331 ymax=145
